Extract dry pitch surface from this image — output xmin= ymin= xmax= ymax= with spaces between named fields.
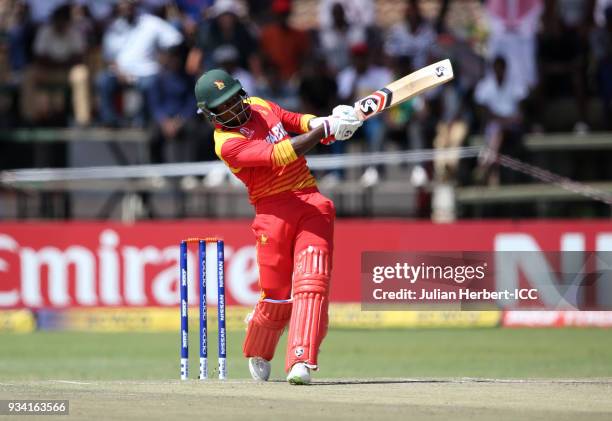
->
xmin=2 ymin=329 xmax=612 ymax=420
xmin=1 ymin=378 xmax=611 ymax=420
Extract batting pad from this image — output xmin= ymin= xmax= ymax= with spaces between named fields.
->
xmin=286 ymin=246 xmax=331 ymax=372
xmin=243 ymin=299 xmax=292 ymax=361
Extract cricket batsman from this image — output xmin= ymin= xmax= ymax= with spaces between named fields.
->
xmin=195 ymin=69 xmax=362 ymax=384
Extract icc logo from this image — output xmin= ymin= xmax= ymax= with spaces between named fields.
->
xmin=435 ymin=66 xmax=446 ymax=77
xmin=359 ymin=97 xmax=379 ymax=115
xmin=239 ymin=127 xmax=254 ymax=138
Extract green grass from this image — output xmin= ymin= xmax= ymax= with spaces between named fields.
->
xmin=1 ymin=328 xmax=611 ymax=381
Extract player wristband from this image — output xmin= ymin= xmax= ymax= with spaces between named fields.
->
xmin=309 ymin=117 xmax=334 ymax=140
xmin=322 ymin=119 xmax=332 ymax=138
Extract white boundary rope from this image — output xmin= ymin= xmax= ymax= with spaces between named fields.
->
xmin=496 ymin=154 xmax=612 ymax=206
xmin=1 ymin=146 xmax=610 ymax=205
xmin=0 ymin=147 xmax=481 ymax=183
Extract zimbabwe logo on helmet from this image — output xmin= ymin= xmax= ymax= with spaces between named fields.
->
xmin=213 ymin=80 xmax=225 ymax=90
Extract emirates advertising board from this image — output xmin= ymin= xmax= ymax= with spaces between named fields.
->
xmin=0 ymin=220 xmax=610 ymax=310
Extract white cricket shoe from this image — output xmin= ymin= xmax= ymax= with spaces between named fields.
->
xmin=286 ymin=362 xmax=311 ymax=385
xmin=248 ymin=357 xmax=271 ymax=381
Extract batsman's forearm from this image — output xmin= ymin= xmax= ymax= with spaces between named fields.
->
xmin=290 ymin=126 xmax=325 ymax=157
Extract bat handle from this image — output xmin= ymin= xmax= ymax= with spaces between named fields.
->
xmin=354 ymin=103 xmax=368 ymax=122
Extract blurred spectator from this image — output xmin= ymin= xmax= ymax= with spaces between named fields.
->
xmin=438 ymin=39 xmax=484 ymax=98
xmin=212 ymin=44 xmax=256 ymax=94
xmin=536 ymin=0 xmax=589 ymax=133
xmin=145 ymin=43 xmax=214 ymax=217
xmin=141 ymin=0 xmax=175 ymax=15
xmin=20 ymin=3 xmax=91 ymax=125
xmin=319 ymin=0 xmax=375 ymax=29
xmin=165 ymin=0 xmax=208 ymax=42
xmin=384 ymin=0 xmax=437 ymax=70
xmin=485 ymin=0 xmax=543 ymax=92
xmin=73 ymin=0 xmax=116 ymax=23
xmin=259 ymin=0 xmax=309 ymax=82
xmin=335 ymin=43 xmax=393 ymax=186
xmin=433 ymin=0 xmax=452 ymax=34
xmin=245 ymin=0 xmax=272 ymax=24
xmin=6 ymin=1 xmax=35 ymax=78
xmin=556 ymin=0 xmax=592 ymax=128
xmin=96 ymin=0 xmax=183 ymax=127
xmin=557 ymin=0 xmax=592 ymax=29
xmin=71 ymin=3 xmax=97 ymax=49
xmin=595 ymin=0 xmax=612 ymax=26
xmin=385 ymin=56 xmax=425 ymax=150
xmin=298 ymin=56 xmax=338 ymax=117
xmin=474 ymin=56 xmax=527 ymax=185
xmin=591 ymin=6 xmax=612 ymax=129
xmin=432 ymin=0 xmax=485 ymax=95
xmin=318 ymin=2 xmax=367 ymax=73
xmin=186 ymin=0 xmax=257 ymax=75
xmin=0 ymin=1 xmax=35 ymax=128
xmin=432 ymin=84 xmax=468 ymax=183
xmin=384 ymin=56 xmax=427 ymax=172
xmin=254 ymin=61 xmax=299 ymax=110
xmin=176 ymin=0 xmax=213 ymax=24
xmin=149 ymin=44 xmax=212 ymax=164
xmin=174 ymin=0 xmax=212 ymax=43
xmin=24 ymin=0 xmax=69 ymax=24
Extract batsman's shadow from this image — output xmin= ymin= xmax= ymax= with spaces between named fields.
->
xmin=269 ymin=379 xmax=451 ymax=386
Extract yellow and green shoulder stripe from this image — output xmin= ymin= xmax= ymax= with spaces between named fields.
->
xmin=272 ymin=139 xmax=298 ymax=167
xmin=213 ymin=129 xmax=243 ymax=173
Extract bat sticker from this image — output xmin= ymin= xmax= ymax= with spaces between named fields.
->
xmin=356 ymin=88 xmax=393 ymax=118
xmin=435 ymin=66 xmax=447 ymax=77
xmin=359 ymin=97 xmax=380 ymax=115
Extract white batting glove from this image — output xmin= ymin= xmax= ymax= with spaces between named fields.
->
xmin=310 ymin=115 xmax=362 ymax=143
xmin=333 ymin=117 xmax=362 ymax=141
xmin=332 ymin=104 xmax=360 ymax=122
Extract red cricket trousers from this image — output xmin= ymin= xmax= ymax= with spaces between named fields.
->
xmin=251 ymin=187 xmax=335 ymax=300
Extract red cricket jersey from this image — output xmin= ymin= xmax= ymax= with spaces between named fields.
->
xmin=213 ymin=97 xmax=317 ymax=204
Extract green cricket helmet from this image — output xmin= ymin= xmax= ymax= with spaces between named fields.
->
xmin=195 ymin=69 xmax=242 ymax=110
xmin=195 ymin=69 xmax=251 ymax=127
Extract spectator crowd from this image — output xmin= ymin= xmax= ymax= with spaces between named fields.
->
xmin=0 ymin=0 xmax=611 ymax=189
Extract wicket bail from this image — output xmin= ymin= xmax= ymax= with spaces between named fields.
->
xmin=179 ymin=237 xmax=226 ymax=380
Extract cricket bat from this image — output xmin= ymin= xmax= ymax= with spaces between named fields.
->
xmin=354 ymin=59 xmax=454 ymax=121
